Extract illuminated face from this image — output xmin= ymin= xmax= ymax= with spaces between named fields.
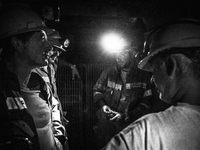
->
xmin=22 ymin=30 xmax=52 ymax=67
xmin=116 ymin=50 xmax=132 ymax=69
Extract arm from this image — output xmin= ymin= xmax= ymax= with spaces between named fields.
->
xmin=21 ymin=86 xmax=60 ymax=150
xmin=52 ymin=100 xmax=67 ymax=150
xmin=48 ymin=64 xmax=68 ymax=149
xmin=93 ymin=69 xmax=109 ymax=109
xmin=23 ymin=69 xmax=66 ymax=150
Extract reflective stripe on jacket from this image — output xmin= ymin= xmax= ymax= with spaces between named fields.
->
xmin=93 ymin=64 xmax=153 ymax=115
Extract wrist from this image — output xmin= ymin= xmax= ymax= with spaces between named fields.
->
xmin=97 ymin=98 xmax=106 ymax=108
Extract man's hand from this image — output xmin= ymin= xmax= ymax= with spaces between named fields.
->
xmin=109 ymin=111 xmax=122 ymax=121
xmin=71 ymin=65 xmax=80 ymax=80
xmin=101 ymin=105 xmax=112 ymax=119
xmin=102 ymin=105 xmax=112 ymax=113
xmin=101 ymin=105 xmax=123 ymax=121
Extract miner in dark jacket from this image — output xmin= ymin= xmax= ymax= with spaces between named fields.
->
xmin=93 ymin=45 xmax=157 ymax=149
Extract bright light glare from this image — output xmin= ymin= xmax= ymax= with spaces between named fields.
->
xmin=100 ymin=33 xmax=127 ymax=53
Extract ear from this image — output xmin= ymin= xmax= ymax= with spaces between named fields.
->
xmin=166 ymin=56 xmax=177 ymax=79
xmin=10 ymin=36 xmax=24 ymax=53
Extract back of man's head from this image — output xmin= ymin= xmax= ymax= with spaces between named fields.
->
xmin=138 ymin=18 xmax=200 ymax=73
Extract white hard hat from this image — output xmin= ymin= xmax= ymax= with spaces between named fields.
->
xmin=0 ymin=4 xmax=49 ymax=39
xmin=138 ymin=19 xmax=200 ymax=71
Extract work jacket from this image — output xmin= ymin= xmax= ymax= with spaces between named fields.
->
xmin=0 ymin=60 xmax=40 ymax=150
xmin=21 ymin=64 xmax=66 ymax=150
xmin=93 ymin=63 xmax=154 ymax=123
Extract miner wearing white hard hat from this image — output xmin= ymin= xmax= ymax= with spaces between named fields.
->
xmin=27 ymin=28 xmax=81 ymax=150
xmin=21 ymin=28 xmax=71 ymax=150
xmin=0 ymin=3 xmax=53 ymax=150
xmin=0 ymin=3 xmax=66 ymax=150
xmin=102 ymin=19 xmax=200 ymax=150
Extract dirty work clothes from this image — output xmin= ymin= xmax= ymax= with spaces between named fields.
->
xmin=21 ymin=65 xmax=66 ymax=150
xmin=102 ymin=103 xmax=200 ymax=150
xmin=0 ymin=60 xmax=40 ymax=150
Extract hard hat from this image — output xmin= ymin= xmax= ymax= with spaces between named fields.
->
xmin=46 ymin=28 xmax=67 ymax=52
xmin=138 ymin=19 xmax=200 ymax=71
xmin=0 ymin=4 xmax=49 ymax=39
xmin=117 ymin=39 xmax=137 ymax=54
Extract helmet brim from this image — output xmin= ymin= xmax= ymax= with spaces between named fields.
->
xmin=138 ymin=38 xmax=200 ymax=72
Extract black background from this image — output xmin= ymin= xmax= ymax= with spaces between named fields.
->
xmin=1 ymin=0 xmax=200 ymax=64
